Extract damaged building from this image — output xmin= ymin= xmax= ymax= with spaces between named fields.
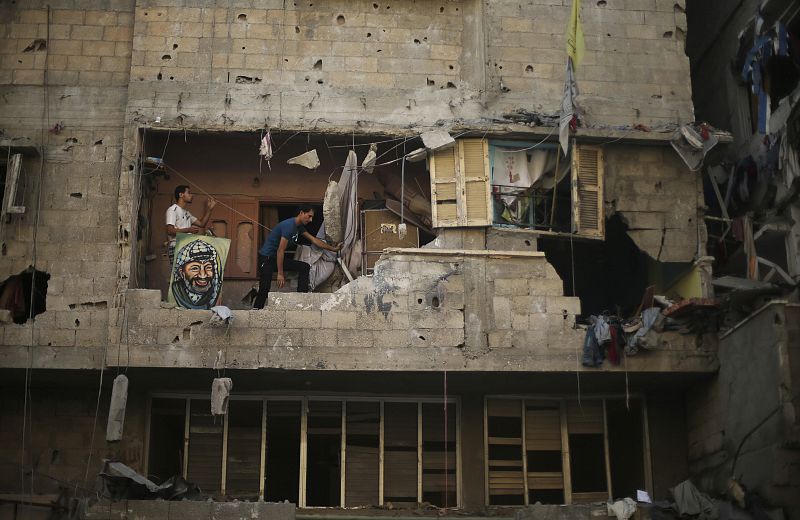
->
xmin=0 ymin=0 xmax=796 ymax=519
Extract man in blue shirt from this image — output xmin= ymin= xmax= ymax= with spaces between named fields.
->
xmin=253 ymin=205 xmax=340 ymax=309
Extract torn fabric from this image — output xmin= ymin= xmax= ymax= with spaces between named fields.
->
xmin=559 ymin=58 xmax=578 ymax=156
xmin=259 ymin=130 xmax=273 ymax=170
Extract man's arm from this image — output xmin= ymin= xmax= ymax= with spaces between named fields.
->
xmin=194 ymin=198 xmax=217 ymax=229
xmin=276 ymin=237 xmax=289 ymax=288
xmin=302 ymin=231 xmax=342 ymax=252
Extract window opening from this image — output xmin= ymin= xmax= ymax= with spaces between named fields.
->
xmin=137 ymin=130 xmax=433 ymax=307
xmin=147 ymin=398 xmax=185 ymax=484
xmin=345 ymin=401 xmax=380 ymax=506
xmin=147 ymin=396 xmax=458 ymax=506
xmin=265 ymin=400 xmax=302 ymax=503
xmin=306 ymin=400 xmax=343 ymax=506
xmin=186 ymin=399 xmax=223 ymax=494
xmin=422 ymin=403 xmax=457 ymax=508
xmin=485 ymin=398 xmax=645 ymax=506
xmin=525 ymin=401 xmax=564 ymax=505
xmin=383 ymin=402 xmax=419 ymax=503
xmin=606 ymin=399 xmax=645 ymax=500
xmin=226 ymin=400 xmax=263 ymax=498
xmin=489 ymin=141 xmax=572 ymax=233
xmin=538 ymin=215 xmax=655 ymax=318
xmin=567 ymin=401 xmax=608 ymax=503
xmin=486 ymin=399 xmax=524 ymax=505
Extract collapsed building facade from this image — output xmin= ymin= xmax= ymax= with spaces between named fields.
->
xmin=0 ymin=0 xmax=795 ymax=518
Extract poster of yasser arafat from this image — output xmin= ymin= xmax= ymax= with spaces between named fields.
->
xmin=168 ymin=233 xmax=231 ymax=310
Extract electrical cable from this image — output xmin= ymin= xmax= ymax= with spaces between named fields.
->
xmin=21 ymin=6 xmax=51 ymax=499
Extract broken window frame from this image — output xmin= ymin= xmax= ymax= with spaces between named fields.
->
xmin=144 ymin=393 xmax=461 ymax=508
xmin=1 ymin=153 xmax=25 ymax=222
xmin=483 ymin=395 xmax=652 ymax=507
xmin=431 ymin=138 xmax=605 ymax=240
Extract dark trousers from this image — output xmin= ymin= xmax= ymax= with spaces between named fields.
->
xmin=253 ymin=254 xmax=311 ymax=309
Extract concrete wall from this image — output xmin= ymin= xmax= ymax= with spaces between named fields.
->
xmin=0 ymin=384 xmax=146 ymax=496
xmin=85 ymin=500 xmax=295 ymax=520
xmin=0 ymin=1 xmax=710 ymax=374
xmin=686 ymin=302 xmax=800 ymax=519
xmin=120 ymin=0 xmax=692 ymax=132
xmin=605 ymin=145 xmax=703 ymax=262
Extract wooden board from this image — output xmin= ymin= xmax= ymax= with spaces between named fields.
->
xmin=362 ymin=209 xmax=419 ymax=269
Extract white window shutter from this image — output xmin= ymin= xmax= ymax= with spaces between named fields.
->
xmin=571 ymin=143 xmax=604 ymax=239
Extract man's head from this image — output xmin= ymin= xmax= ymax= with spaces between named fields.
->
xmin=297 ymin=204 xmax=315 ymax=225
xmin=174 ymin=185 xmax=193 ymax=203
xmin=180 ymin=259 xmax=215 ymax=293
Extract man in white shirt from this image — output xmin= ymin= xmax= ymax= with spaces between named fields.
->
xmin=165 ymin=185 xmax=216 ymax=266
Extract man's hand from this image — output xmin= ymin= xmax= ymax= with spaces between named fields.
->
xmin=206 ymin=197 xmax=217 ymax=210
xmin=187 ymin=225 xmax=201 ymax=234
xmin=276 ymin=273 xmax=286 ymax=288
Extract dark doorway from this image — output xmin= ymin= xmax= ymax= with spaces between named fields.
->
xmin=306 ymin=400 xmax=342 ymax=506
xmin=265 ymin=400 xmax=301 ymax=503
xmin=606 ymin=399 xmax=646 ymax=500
xmin=147 ymin=398 xmax=186 ymax=484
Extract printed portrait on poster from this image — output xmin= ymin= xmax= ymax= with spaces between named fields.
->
xmin=168 ymin=233 xmax=231 ymax=310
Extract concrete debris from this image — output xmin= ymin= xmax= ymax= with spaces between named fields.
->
xmin=323 ymin=180 xmax=342 ymax=242
xmin=670 ymin=123 xmax=719 ymax=171
xmin=420 ymin=129 xmax=455 ymax=150
xmin=211 ymin=377 xmax=233 ymax=416
xmin=106 ymin=374 xmax=128 ymax=442
xmin=361 ymin=143 xmax=377 ymax=173
xmin=405 ymin=147 xmax=427 ymax=162
xmin=100 ymin=460 xmax=200 ymax=501
xmin=607 ymin=498 xmax=637 ymax=520
xmin=287 ymin=149 xmax=320 ymax=169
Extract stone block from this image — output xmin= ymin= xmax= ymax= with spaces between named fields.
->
xmin=379 ymin=329 xmax=411 ymax=347
xmin=265 ymin=329 xmax=302 ymax=347
xmin=511 ymin=313 xmax=529 ymax=330
xmin=488 ymin=330 xmax=514 ymax=350
xmin=324 ymin=310 xmax=358 ymax=329
xmin=528 ymin=278 xmax=563 ymax=296
xmin=337 ymin=329 xmax=374 ymax=348
xmin=494 ymin=278 xmax=529 ymax=296
xmin=38 ymin=328 xmax=76 ymax=347
xmin=491 ymin=296 xmax=512 ymax=329
xmin=53 ymin=10 xmax=86 ymax=25
xmin=269 ymin=292 xmax=320 ymax=310
xmin=250 ymin=309 xmax=286 ymax=328
xmin=511 ymin=295 xmax=546 ymax=314
xmin=409 ymin=327 xmax=464 ymax=347
xmin=286 ymin=310 xmax=322 ymax=329
xmin=71 ymin=25 xmax=104 ymax=41
xmin=303 ymin=328 xmax=335 ymax=347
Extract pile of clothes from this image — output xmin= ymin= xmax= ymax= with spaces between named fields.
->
xmin=581 ymin=307 xmax=666 ymax=368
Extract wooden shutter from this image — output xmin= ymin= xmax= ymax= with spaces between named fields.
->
xmin=2 ymin=153 xmax=25 ymax=218
xmin=429 ymin=139 xmax=491 ymax=228
xmin=571 ymin=144 xmax=604 ymax=238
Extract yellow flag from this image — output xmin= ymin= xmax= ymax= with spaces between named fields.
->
xmin=566 ymin=0 xmax=585 ymax=68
